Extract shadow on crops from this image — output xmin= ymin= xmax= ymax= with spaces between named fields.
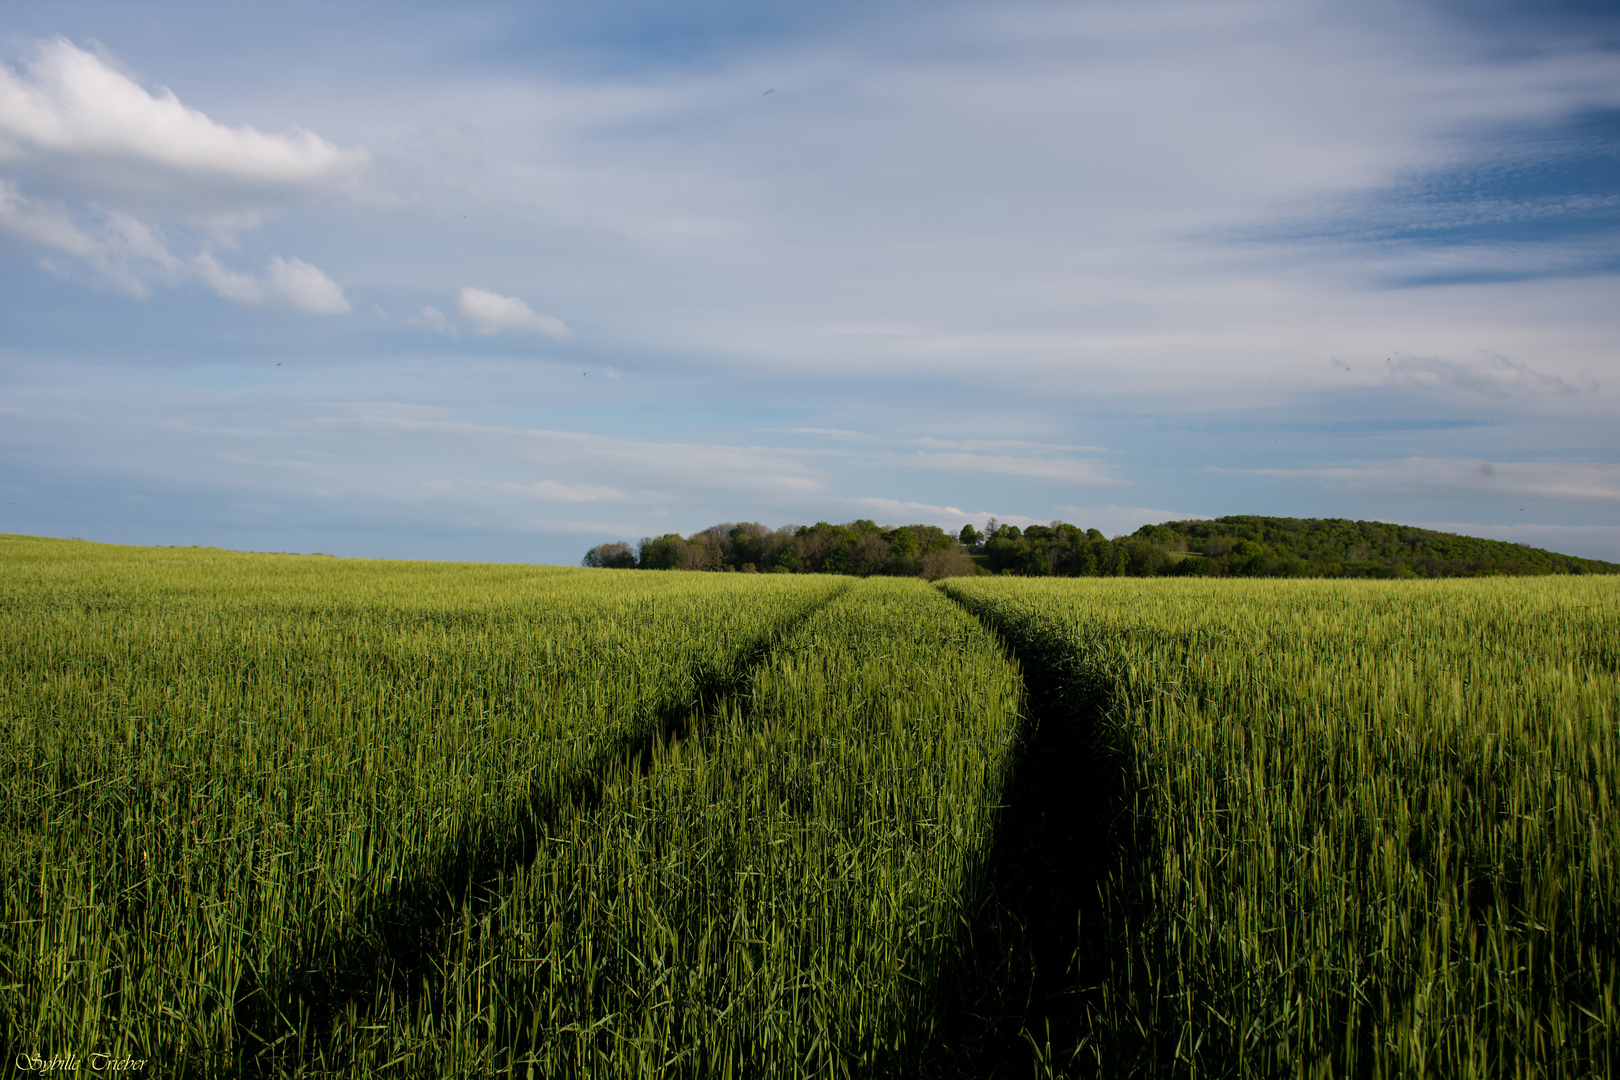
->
xmin=923 ymin=593 xmax=1140 ymax=1079
xmin=230 ymin=586 xmax=846 ymax=1078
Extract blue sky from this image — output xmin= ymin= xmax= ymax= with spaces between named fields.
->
xmin=2 ymin=0 xmax=1617 ymax=563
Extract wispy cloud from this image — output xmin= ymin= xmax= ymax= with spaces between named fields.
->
xmin=1383 ymin=351 xmax=1597 ymax=396
xmin=901 ymin=452 xmax=1120 ymax=485
xmin=303 ymin=408 xmax=827 ymax=499
xmin=525 ymin=517 xmax=645 ymax=536
xmin=1232 ymin=458 xmax=1620 ymax=501
xmin=408 ymin=304 xmax=458 ymax=336
xmin=4 ymin=5 xmax=1619 ymax=561
xmin=427 ymin=478 xmax=633 ymax=504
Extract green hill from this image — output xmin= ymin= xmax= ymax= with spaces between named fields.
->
xmin=1035 ymin=515 xmax=1619 ymax=578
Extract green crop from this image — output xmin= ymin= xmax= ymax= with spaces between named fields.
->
xmin=306 ymin=577 xmax=1024 ymax=1077
xmin=1 ymin=540 xmax=1022 ymax=1077
xmin=945 ymin=576 xmax=1620 ymax=1078
xmin=9 ymin=534 xmax=1617 ymax=1078
xmin=0 ymin=536 xmax=841 ymax=1070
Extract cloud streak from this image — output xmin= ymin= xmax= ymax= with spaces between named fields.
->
xmin=1383 ymin=352 xmax=1597 ymax=396
xmin=427 ymin=478 xmax=632 ymax=504
xmin=1233 ymin=458 xmax=1620 ymax=502
xmin=901 ymin=451 xmax=1119 ymax=485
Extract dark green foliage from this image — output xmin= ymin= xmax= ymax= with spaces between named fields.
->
xmin=1147 ymin=515 xmax=1619 ymax=577
xmin=976 ymin=515 xmax=1618 ymax=579
xmin=582 ymin=540 xmax=636 ymax=568
xmin=626 ymin=520 xmax=979 ymax=579
xmin=595 ymin=515 xmax=1618 ymax=580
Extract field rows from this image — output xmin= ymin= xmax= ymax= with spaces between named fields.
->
xmin=3 ymin=536 xmax=1617 ymax=1077
xmin=945 ymin=576 xmax=1620 ymax=1078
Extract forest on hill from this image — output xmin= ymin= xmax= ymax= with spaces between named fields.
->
xmin=585 ymin=516 xmax=1620 ymax=579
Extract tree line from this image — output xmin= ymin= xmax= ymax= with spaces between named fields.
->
xmin=585 ymin=515 xmax=1619 ymax=579
xmin=585 ymin=520 xmax=976 ymax=579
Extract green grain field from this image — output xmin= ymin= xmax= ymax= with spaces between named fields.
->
xmin=3 ymin=535 xmax=1617 ymax=1077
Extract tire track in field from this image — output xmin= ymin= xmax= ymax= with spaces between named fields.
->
xmin=927 ymin=586 xmax=1135 ymax=1079
xmin=232 ymin=582 xmax=851 ymax=1077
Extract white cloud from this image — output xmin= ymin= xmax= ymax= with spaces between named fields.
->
xmin=0 ymin=39 xmax=365 ymax=212
xmin=261 ymin=256 xmax=349 ymax=314
xmin=0 ymin=39 xmax=363 ymax=309
xmin=340 ymin=0 xmax=1618 ymax=406
xmin=0 ymin=178 xmax=92 ymax=254
xmin=457 ymin=287 xmax=571 ymax=338
xmin=0 ymin=179 xmax=182 ymax=295
xmin=195 ymin=253 xmax=349 ymax=314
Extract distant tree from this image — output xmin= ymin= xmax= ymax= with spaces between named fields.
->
xmin=919 ymin=545 xmax=976 ymax=580
xmin=583 ymin=541 xmax=636 ymax=569
xmin=595 ymin=514 xmax=1616 ymax=580
xmin=638 ymin=534 xmax=689 ymax=569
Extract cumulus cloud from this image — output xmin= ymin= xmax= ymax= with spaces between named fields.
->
xmin=194 ymin=253 xmax=350 ymax=314
xmin=0 ymin=39 xmax=362 ymax=309
xmin=457 ymin=287 xmax=571 ymax=338
xmin=0 ymin=38 xmax=365 ymax=212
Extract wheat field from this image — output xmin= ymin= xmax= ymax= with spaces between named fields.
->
xmin=4 ymin=535 xmax=1617 ymax=1077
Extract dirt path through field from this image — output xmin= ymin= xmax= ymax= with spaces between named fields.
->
xmin=927 ymin=585 xmax=1131 ymax=1078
